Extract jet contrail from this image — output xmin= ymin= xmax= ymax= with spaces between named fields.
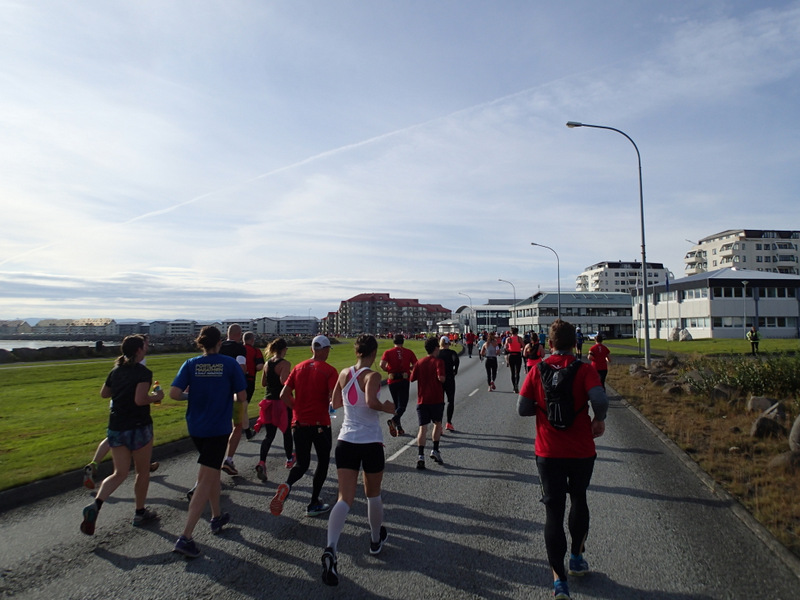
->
xmin=1 ymin=75 xmax=577 ymax=267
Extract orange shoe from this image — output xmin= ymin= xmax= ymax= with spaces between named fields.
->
xmin=270 ymin=483 xmax=290 ymax=516
xmin=445 ymin=422 xmax=455 ymax=432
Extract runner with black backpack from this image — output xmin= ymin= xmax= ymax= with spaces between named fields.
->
xmin=516 ymin=319 xmax=609 ymax=600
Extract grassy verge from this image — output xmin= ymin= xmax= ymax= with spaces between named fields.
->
xmin=609 ymin=337 xmax=800 ymax=356
xmin=608 ymin=360 xmax=800 ymax=559
xmin=0 ymin=338 xmax=438 ymax=491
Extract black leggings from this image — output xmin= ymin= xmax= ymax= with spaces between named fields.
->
xmin=287 ymin=425 xmax=332 ymax=506
xmin=260 ymin=425 xmax=293 ymax=462
xmin=536 ymin=455 xmax=596 ymax=580
xmin=508 ymin=353 xmax=522 ymax=388
xmin=388 ymin=380 xmax=411 ymax=427
xmin=443 ymin=381 xmax=456 ymax=424
xmin=485 ymin=357 xmax=498 ymax=385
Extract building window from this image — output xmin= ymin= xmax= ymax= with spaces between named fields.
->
xmin=756 ymin=243 xmax=762 ymax=250
xmin=757 ymin=256 xmax=763 ymax=262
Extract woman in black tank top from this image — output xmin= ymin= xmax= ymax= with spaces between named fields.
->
xmin=256 ymin=338 xmax=294 ymax=481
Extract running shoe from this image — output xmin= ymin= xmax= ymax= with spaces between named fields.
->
xmin=491 ymin=381 xmax=496 ymax=390
xmin=255 ymin=461 xmax=267 ymax=481
xmin=386 ymin=419 xmax=398 ymax=438
xmin=369 ymin=526 xmax=388 ymax=555
xmin=321 ymin=547 xmax=338 ymax=586
xmin=132 ymin=507 xmax=159 ymax=527
xmin=270 ymin=483 xmax=290 ymax=516
xmin=285 ymin=453 xmax=297 ymax=469
xmin=221 ymin=458 xmax=238 ymax=476
xmin=210 ymin=512 xmax=230 ymax=534
xmin=568 ymin=554 xmax=590 ymax=576
xmin=416 ymin=458 xmax=426 ymax=470
xmin=306 ymin=502 xmax=332 ymax=517
xmin=430 ymin=450 xmax=443 ymax=464
xmin=83 ymin=463 xmax=97 ymax=490
xmin=397 ymin=427 xmax=405 ymax=436
xmin=553 ymin=579 xmax=571 ymax=599
xmin=445 ymin=422 xmax=455 ymax=432
xmin=173 ymin=536 xmax=201 ymax=558
xmin=244 ymin=428 xmax=254 ymax=440
xmin=80 ymin=502 xmax=98 ymax=535
xmin=149 ymin=461 xmax=160 ymax=472
xmin=186 ymin=484 xmax=196 ymax=502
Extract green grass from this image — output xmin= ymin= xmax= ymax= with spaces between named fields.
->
xmin=0 ymin=338 xmax=440 ymax=491
xmin=608 ymin=337 xmax=800 ymax=356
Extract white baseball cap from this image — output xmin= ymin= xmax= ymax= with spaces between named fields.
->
xmin=439 ymin=335 xmax=450 ymax=345
xmin=312 ymin=335 xmax=331 ymax=349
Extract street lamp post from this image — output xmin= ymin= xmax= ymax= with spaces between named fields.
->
xmin=498 ymin=279 xmax=517 ymax=330
xmin=531 ymin=243 xmax=561 ymax=320
xmin=458 ymin=292 xmax=474 ymax=335
xmin=742 ymin=280 xmax=749 ymax=337
xmin=566 ymin=121 xmax=651 ymax=367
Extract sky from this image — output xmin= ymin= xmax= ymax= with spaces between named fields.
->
xmin=1 ymin=0 xmax=799 ymax=322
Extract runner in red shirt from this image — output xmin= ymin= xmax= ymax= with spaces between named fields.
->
xmin=380 ymin=334 xmax=417 ymax=437
xmin=587 ymin=334 xmax=611 ymax=390
xmin=517 ymin=319 xmax=608 ymax=600
xmin=270 ymin=335 xmax=338 ymax=518
xmin=465 ymin=330 xmax=476 ymax=358
xmin=410 ymin=337 xmax=446 ymax=470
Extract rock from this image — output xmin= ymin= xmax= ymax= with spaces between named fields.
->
xmin=750 ymin=416 xmax=786 ymax=438
xmin=747 ymin=396 xmax=776 ymax=413
xmin=711 ymin=383 xmax=737 ymax=401
xmin=683 ymin=369 xmax=712 ymax=388
xmin=629 ymin=364 xmax=645 ymax=376
xmin=767 ymin=451 xmax=800 ymax=472
xmin=663 ymin=383 xmax=684 ymax=396
xmin=679 ymin=329 xmax=693 ymax=341
xmin=791 ymin=416 xmax=800 ymax=453
xmin=729 ymin=426 xmax=742 ymax=434
xmin=762 ymin=402 xmax=786 ymax=423
xmin=729 ymin=446 xmax=741 ymax=454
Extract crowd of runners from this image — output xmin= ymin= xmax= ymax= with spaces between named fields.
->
xmin=78 ymin=320 xmax=611 ymax=599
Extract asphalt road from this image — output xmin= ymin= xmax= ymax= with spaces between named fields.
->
xmin=1 ymin=354 xmax=799 ymax=599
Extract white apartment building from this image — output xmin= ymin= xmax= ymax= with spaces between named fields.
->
xmin=634 ymin=267 xmax=800 ymax=340
xmin=684 ymin=229 xmax=800 ymax=276
xmin=575 ymin=261 xmax=671 ymax=293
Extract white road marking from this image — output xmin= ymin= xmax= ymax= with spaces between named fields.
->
xmin=387 ymin=439 xmax=417 ymax=462
xmin=468 ymin=388 xmax=478 ymax=397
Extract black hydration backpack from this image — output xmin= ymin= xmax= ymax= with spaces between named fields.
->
xmin=537 ymin=359 xmax=587 ymax=430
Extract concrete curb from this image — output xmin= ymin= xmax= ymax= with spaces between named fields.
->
xmin=0 ymin=435 xmax=198 ymax=514
xmin=608 ymin=384 xmax=800 ymax=582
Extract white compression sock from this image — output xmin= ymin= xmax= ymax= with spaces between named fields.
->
xmin=367 ymin=495 xmax=384 ymax=542
xmin=326 ymin=500 xmax=350 ymax=551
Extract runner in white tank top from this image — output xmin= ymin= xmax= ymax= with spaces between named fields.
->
xmin=339 ymin=366 xmax=383 ymax=444
xmin=322 ymin=335 xmax=396 ymax=587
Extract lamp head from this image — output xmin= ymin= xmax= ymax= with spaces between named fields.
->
xmin=566 ymin=121 xmax=583 ymax=128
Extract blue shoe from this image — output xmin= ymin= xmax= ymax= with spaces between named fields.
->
xmin=173 ymin=536 xmax=201 ymax=558
xmin=568 ymin=553 xmax=590 ymax=576
xmin=210 ymin=512 xmax=230 ymax=534
xmin=306 ymin=502 xmax=332 ymax=517
xmin=554 ymin=578 xmax=571 ymax=599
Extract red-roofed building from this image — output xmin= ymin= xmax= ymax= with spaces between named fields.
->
xmin=320 ymin=293 xmax=451 ymax=336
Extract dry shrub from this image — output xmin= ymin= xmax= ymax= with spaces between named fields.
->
xmin=608 ymin=363 xmax=800 ymax=559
